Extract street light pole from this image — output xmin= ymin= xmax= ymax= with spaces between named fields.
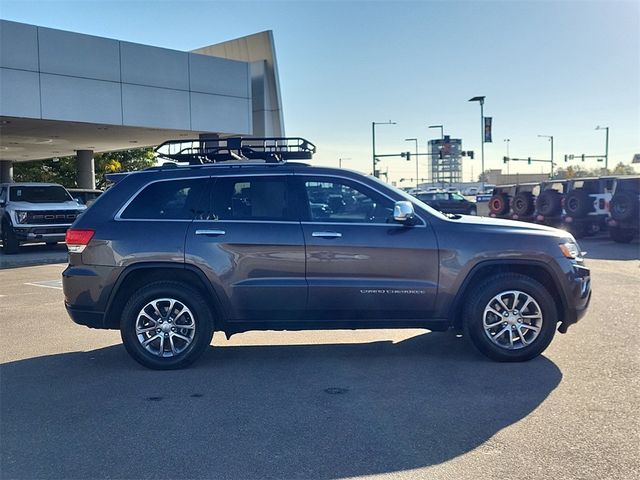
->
xmin=504 ymin=138 xmax=510 ymax=176
xmin=405 ymin=138 xmax=419 ymax=190
xmin=596 ymin=126 xmax=609 ymax=171
xmin=538 ymin=135 xmax=554 ymax=177
xmin=468 ymin=96 xmax=486 ymax=190
xmin=372 ymin=121 xmax=396 ymax=177
xmin=338 ymin=157 xmax=351 ymax=169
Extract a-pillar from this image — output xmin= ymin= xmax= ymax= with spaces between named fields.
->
xmin=76 ymin=150 xmax=95 ymax=189
xmin=0 ymin=160 xmax=13 ymax=183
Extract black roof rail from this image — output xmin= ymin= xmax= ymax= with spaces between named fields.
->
xmin=155 ymin=137 xmax=316 ymax=165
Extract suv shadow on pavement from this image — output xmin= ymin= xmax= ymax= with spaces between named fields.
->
xmin=1 ymin=332 xmax=562 ymax=480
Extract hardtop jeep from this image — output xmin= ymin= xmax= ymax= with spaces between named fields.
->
xmin=62 ymin=137 xmax=591 ymax=369
xmin=607 ymin=176 xmax=640 ymax=243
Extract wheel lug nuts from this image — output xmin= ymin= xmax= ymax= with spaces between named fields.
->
xmin=518 ymin=319 xmax=522 ymax=323
xmin=503 ymin=321 xmax=508 ymax=326
xmin=503 ymin=312 xmax=509 ymax=317
xmin=164 ymin=333 xmax=168 ymax=337
xmin=171 ymin=327 xmax=176 ymax=332
xmin=158 ymin=320 xmax=163 ymax=324
xmin=156 ymin=328 xmax=161 ymax=333
xmin=513 ymin=310 xmax=519 ymax=315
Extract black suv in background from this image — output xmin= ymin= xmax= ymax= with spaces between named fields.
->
xmin=62 ymin=138 xmax=591 ymax=369
xmin=414 ymin=191 xmax=477 ymax=215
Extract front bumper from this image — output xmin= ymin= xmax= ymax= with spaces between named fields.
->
xmin=558 ymin=263 xmax=591 ymax=333
xmin=12 ymin=225 xmax=70 ymax=243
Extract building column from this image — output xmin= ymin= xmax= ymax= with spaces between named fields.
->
xmin=0 ymin=160 xmax=14 ymax=183
xmin=76 ymin=150 xmax=95 ymax=189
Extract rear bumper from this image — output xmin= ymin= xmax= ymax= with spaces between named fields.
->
xmin=65 ymin=303 xmax=106 ymax=329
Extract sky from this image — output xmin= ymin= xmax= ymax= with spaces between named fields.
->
xmin=1 ymin=0 xmax=638 ymax=184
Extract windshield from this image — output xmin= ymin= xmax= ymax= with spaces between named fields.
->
xmin=9 ymin=185 xmax=73 ymax=203
xmin=367 ymin=175 xmax=448 ymax=220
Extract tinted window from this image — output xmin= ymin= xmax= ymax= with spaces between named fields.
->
xmin=204 ymin=176 xmax=293 ymax=221
xmin=451 ymin=193 xmax=465 ymax=201
xmin=121 ymin=178 xmax=207 ymax=220
xmin=303 ymin=178 xmax=394 ymax=224
xmin=9 ymin=185 xmax=72 ymax=203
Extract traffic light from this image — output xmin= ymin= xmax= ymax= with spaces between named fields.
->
xmin=469 ymin=151 xmax=474 ymax=159
xmin=564 ymin=155 xmax=568 ymax=162
xmin=528 ymin=157 xmax=532 ymax=165
xmin=503 ymin=156 xmax=509 ymax=164
xmin=581 ymin=154 xmax=585 ymax=162
xmin=406 ymin=151 xmax=411 ymax=161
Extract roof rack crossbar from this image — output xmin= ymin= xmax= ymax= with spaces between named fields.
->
xmin=155 ymin=137 xmax=316 ymax=165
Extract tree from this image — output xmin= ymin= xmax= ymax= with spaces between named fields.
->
xmin=13 ymin=148 xmax=156 ymax=188
xmin=611 ymin=162 xmax=636 ymax=175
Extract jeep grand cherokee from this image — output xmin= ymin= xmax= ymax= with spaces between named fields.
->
xmin=62 ymin=137 xmax=591 ymax=369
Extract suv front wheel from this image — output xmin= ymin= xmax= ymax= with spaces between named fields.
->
xmin=120 ymin=281 xmax=214 ymax=369
xmin=1 ymin=219 xmax=19 ymax=254
xmin=463 ymin=274 xmax=557 ymax=362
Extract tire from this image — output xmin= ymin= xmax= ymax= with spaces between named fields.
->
xmin=1 ymin=220 xmax=20 ymax=254
xmin=609 ymin=226 xmax=635 ymax=243
xmin=564 ymin=189 xmax=592 ymax=217
xmin=512 ymin=192 xmax=535 ymax=216
xmin=120 ymin=281 xmax=215 ymax=370
xmin=489 ymin=193 xmax=510 ymax=215
xmin=536 ymin=190 xmax=562 ymax=217
xmin=463 ymin=273 xmax=557 ymax=362
xmin=610 ymin=191 xmax=638 ymax=222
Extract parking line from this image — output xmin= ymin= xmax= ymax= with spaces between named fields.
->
xmin=24 ymin=280 xmax=63 ymax=290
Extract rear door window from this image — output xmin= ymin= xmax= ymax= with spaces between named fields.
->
xmin=204 ymin=176 xmax=295 ymax=221
xmin=120 ymin=178 xmax=208 ymax=220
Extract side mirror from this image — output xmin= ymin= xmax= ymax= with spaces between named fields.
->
xmin=393 ymin=201 xmax=415 ymax=223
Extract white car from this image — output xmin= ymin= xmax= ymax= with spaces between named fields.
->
xmin=0 ymin=182 xmax=86 ymax=254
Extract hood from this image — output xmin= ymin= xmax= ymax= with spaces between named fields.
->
xmin=7 ymin=200 xmax=85 ymax=211
xmin=447 ymin=214 xmax=573 ymax=237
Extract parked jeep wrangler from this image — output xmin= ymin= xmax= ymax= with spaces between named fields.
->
xmin=0 ymin=182 xmax=86 ymax=254
xmin=534 ymin=180 xmax=568 ymax=227
xmin=562 ymin=177 xmax=615 ymax=238
xmin=62 ymin=137 xmax=591 ymax=369
xmin=607 ymin=176 xmax=639 ymax=243
xmin=510 ymin=183 xmax=540 ymax=222
xmin=488 ymin=185 xmax=516 ymax=219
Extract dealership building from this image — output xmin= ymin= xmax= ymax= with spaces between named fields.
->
xmin=0 ymin=19 xmax=285 ymax=186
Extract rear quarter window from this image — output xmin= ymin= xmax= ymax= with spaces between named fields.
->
xmin=120 ymin=178 xmax=208 ymax=220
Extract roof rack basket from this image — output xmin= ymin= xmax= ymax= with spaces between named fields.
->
xmin=155 ymin=137 xmax=316 ymax=165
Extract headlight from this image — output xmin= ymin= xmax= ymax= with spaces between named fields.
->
xmin=15 ymin=211 xmax=28 ymax=224
xmin=559 ymin=240 xmax=582 ymax=259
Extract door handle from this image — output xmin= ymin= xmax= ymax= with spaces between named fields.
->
xmin=312 ymin=231 xmax=342 ymax=238
xmin=195 ymin=229 xmax=226 ymax=236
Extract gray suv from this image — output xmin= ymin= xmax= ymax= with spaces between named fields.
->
xmin=62 ymin=137 xmax=591 ymax=369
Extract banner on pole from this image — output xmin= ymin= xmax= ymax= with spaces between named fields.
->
xmin=484 ymin=117 xmax=492 ymax=143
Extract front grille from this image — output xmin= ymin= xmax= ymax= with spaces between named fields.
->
xmin=26 ymin=210 xmax=78 ymax=225
xmin=32 ymin=227 xmax=68 ymax=235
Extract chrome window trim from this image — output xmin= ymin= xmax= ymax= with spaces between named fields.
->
xmin=297 ymin=173 xmax=427 ymax=227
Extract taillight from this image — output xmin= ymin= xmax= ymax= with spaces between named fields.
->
xmin=65 ymin=228 xmax=95 ymax=253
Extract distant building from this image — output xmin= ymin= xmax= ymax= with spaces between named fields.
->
xmin=428 ymin=137 xmax=462 ymax=185
xmin=484 ymin=169 xmax=549 ymax=185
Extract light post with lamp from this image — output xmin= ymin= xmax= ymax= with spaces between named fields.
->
xmin=372 ymin=121 xmax=396 ymax=177
xmin=595 ymin=126 xmax=609 ymax=171
xmin=468 ymin=96 xmax=486 ymax=190
xmin=504 ymin=138 xmax=510 ymax=176
xmin=537 ymin=135 xmax=554 ymax=177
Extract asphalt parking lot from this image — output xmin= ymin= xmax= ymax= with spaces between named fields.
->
xmin=0 ymin=236 xmax=638 ymax=480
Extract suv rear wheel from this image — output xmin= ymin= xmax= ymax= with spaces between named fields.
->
xmin=463 ymin=274 xmax=557 ymax=362
xmin=120 ymin=281 xmax=214 ymax=370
